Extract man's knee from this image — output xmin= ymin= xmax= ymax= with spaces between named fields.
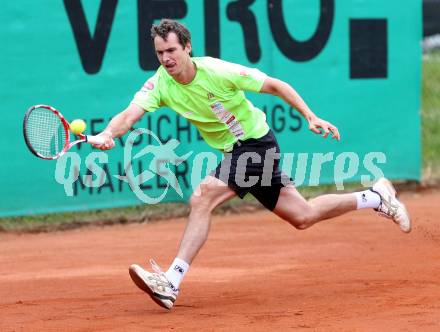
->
xmin=189 ymin=182 xmax=220 ymax=212
xmin=284 ymin=212 xmax=316 ymax=230
xmin=189 ymin=193 xmax=209 ymax=212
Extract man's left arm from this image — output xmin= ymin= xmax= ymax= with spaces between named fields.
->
xmin=260 ymin=77 xmax=340 ymax=140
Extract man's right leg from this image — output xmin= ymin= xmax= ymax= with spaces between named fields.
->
xmin=129 ymin=176 xmax=236 ymax=309
xmin=175 ymin=176 xmax=237 ymax=263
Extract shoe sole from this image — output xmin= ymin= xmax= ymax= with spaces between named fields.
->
xmin=374 ymin=178 xmax=411 ymax=233
xmin=399 ymin=203 xmax=412 ymax=233
xmin=129 ymin=265 xmax=172 ymax=310
xmin=381 ymin=179 xmax=411 ymax=232
xmin=378 ymin=178 xmax=396 ymax=196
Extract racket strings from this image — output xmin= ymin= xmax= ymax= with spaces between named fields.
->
xmin=25 ymin=108 xmax=67 ymax=157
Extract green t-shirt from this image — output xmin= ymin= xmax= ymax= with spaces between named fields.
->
xmin=131 ymin=57 xmax=269 ymax=151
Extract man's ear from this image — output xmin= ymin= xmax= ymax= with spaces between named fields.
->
xmin=185 ymin=43 xmax=192 ymax=55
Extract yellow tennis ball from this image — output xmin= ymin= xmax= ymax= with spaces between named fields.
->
xmin=70 ymin=119 xmax=86 ymax=135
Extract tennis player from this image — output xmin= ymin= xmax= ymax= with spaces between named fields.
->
xmin=93 ymin=19 xmax=411 ymax=310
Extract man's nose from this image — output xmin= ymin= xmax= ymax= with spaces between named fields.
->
xmin=163 ymin=53 xmax=171 ymax=62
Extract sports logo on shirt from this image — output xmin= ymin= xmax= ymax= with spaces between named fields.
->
xmin=144 ymin=81 xmax=154 ymax=90
xmin=210 ymin=102 xmax=245 ymax=139
xmin=140 ymin=80 xmax=155 ymax=93
xmin=207 ymin=92 xmax=215 ymax=100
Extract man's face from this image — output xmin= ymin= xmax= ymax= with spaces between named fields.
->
xmin=154 ymin=32 xmax=192 ymax=77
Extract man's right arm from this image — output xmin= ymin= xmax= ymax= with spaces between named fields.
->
xmin=93 ymin=103 xmax=145 ymax=150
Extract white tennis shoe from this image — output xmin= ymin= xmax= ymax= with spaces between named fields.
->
xmin=129 ymin=259 xmax=178 ymax=310
xmin=371 ymin=178 xmax=411 ymax=233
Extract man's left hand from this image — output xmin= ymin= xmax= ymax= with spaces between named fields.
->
xmin=308 ymin=117 xmax=341 ymax=141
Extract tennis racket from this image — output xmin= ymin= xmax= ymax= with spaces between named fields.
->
xmin=23 ymin=104 xmax=106 ymax=160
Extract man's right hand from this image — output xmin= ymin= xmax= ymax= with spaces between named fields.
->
xmin=91 ymin=131 xmax=115 ymax=150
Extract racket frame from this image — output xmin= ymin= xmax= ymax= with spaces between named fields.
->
xmin=23 ymin=104 xmax=88 ymax=160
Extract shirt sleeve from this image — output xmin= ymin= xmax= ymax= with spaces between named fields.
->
xmin=219 ymin=60 xmax=268 ymax=93
xmin=131 ymin=72 xmax=161 ymax=112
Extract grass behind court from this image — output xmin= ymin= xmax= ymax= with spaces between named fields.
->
xmin=422 ymin=52 xmax=440 ymax=182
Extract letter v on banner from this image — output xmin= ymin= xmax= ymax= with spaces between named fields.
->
xmin=64 ymin=0 xmax=118 ymax=74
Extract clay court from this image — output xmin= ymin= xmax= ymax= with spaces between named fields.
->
xmin=1 ymin=189 xmax=440 ymax=331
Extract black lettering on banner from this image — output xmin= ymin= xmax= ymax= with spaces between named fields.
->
xmin=174 ymin=159 xmax=189 ymax=189
xmin=74 ymin=168 xmax=93 ymax=195
xmin=156 ymin=159 xmax=169 ymax=189
xmin=116 ymin=135 xmax=125 ymax=147
xmin=204 ymin=0 xmax=220 ymax=58
xmin=97 ymin=164 xmax=114 ymax=193
xmin=176 ymin=116 xmax=191 ymax=143
xmin=146 ymin=116 xmax=153 ymax=145
xmin=349 ymin=19 xmax=388 ymax=79
xmin=271 ymin=104 xmax=285 ymax=133
xmin=139 ymin=160 xmax=153 ymax=190
xmin=113 ymin=130 xmax=126 ymax=147
xmin=117 ymin=162 xmax=131 ymax=192
xmin=129 ymin=126 xmax=145 ymax=146
xmin=226 ymin=0 xmax=261 ymax=63
xmin=288 ymin=107 xmax=302 ymax=132
xmin=138 ymin=0 xmax=187 ymax=71
xmin=196 ymin=130 xmax=204 ymax=141
xmin=268 ymin=0 xmax=334 ymax=61
xmin=64 ymin=0 xmax=118 ymax=74
xmin=90 ymin=118 xmax=105 ymax=135
xmin=157 ymin=115 xmax=172 ymax=142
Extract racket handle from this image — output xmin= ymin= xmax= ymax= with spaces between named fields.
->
xmin=86 ymin=135 xmax=106 ymax=145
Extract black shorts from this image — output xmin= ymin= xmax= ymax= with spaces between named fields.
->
xmin=212 ymin=129 xmax=293 ymax=210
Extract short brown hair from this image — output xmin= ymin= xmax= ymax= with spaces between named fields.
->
xmin=151 ymin=19 xmax=192 ymax=50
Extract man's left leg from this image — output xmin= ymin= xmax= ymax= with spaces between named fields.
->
xmin=271 ymin=178 xmax=411 ymax=232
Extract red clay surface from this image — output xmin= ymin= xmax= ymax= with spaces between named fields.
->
xmin=1 ymin=190 xmax=440 ymax=331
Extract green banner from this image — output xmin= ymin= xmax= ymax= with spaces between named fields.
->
xmin=0 ymin=0 xmax=421 ymax=217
